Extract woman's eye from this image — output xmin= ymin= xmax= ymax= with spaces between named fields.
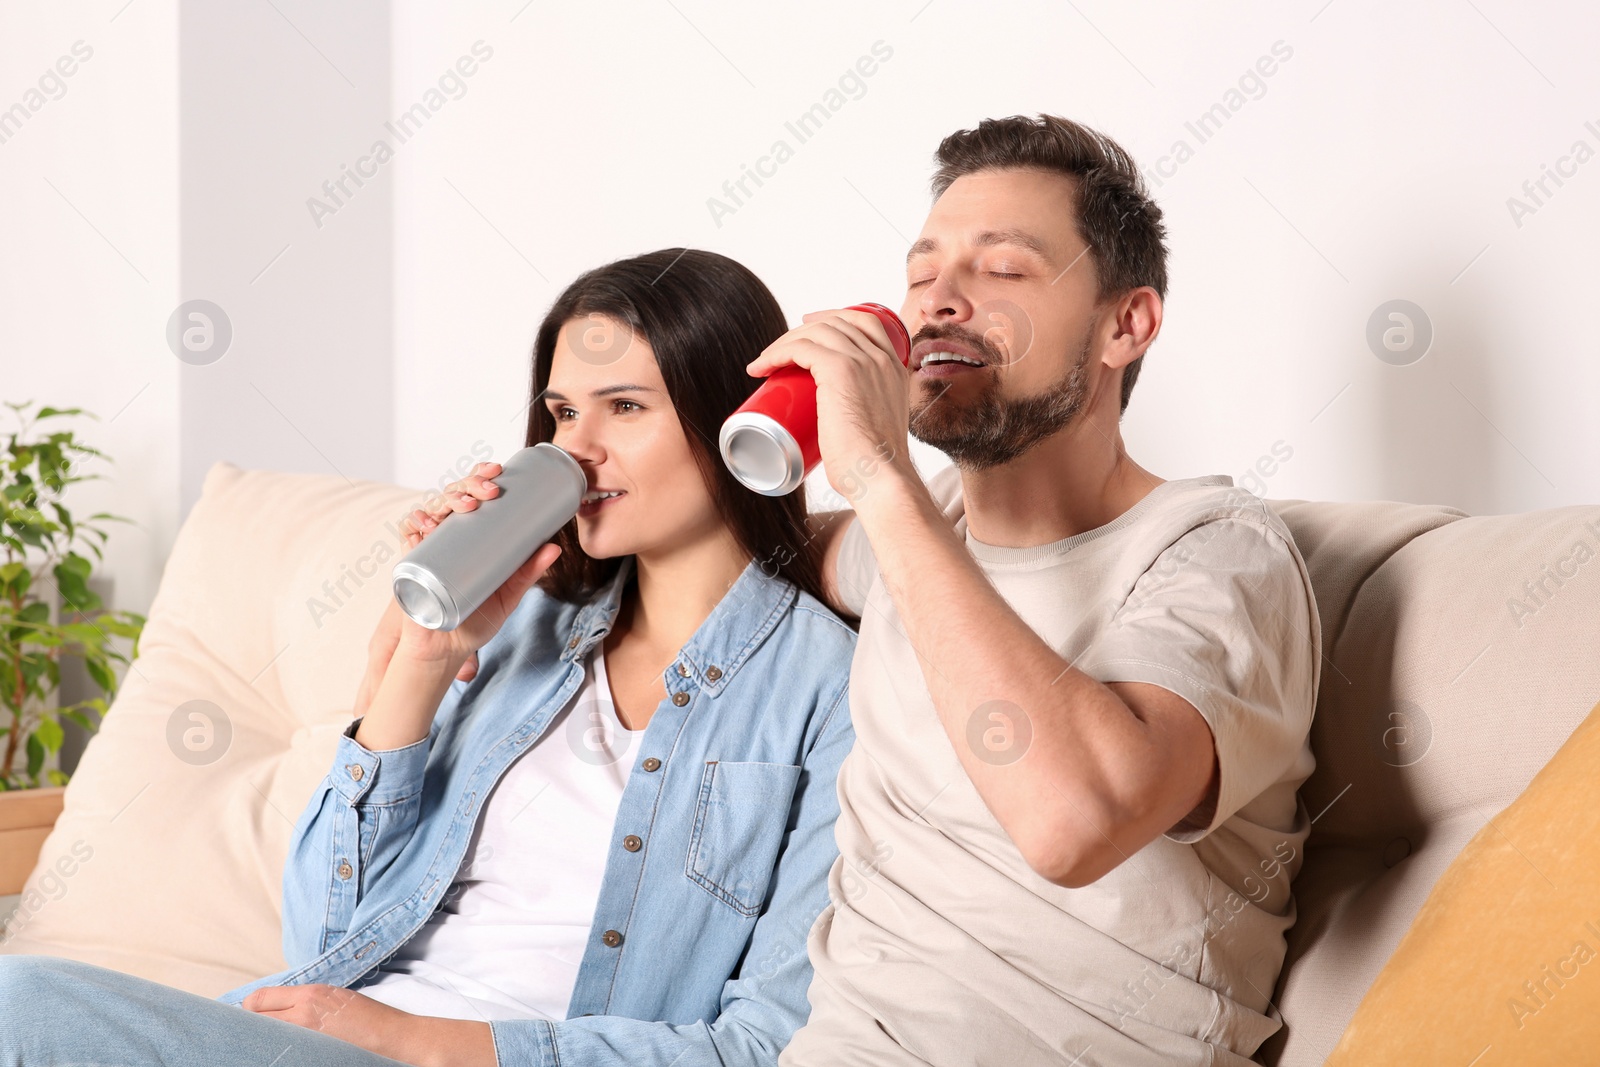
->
xmin=552 ymin=406 xmax=576 ymax=421
xmin=613 ymin=399 xmax=642 ymax=414
xmin=987 ymin=271 xmax=1023 ymax=280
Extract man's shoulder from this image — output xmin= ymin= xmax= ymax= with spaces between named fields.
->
xmin=924 ymin=464 xmax=1278 ymax=525
xmin=1137 ymin=476 xmax=1301 ymax=556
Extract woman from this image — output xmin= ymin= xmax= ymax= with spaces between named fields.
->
xmin=0 ymin=249 xmax=858 ymax=1067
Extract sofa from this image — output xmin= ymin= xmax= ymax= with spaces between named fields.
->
xmin=2 ymin=460 xmax=1597 ymax=1064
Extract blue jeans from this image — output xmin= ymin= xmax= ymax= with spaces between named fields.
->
xmin=0 ymin=954 xmax=414 ymax=1066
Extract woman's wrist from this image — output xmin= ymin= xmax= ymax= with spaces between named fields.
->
xmin=354 ymin=647 xmax=465 ymax=751
xmin=408 ymin=1015 xmax=497 ymax=1067
xmin=393 ymin=631 xmax=470 ymax=672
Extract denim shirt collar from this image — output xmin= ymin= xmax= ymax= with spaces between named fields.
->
xmin=558 ymin=553 xmax=798 ymax=696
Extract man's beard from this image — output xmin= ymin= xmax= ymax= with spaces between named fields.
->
xmin=910 ymin=327 xmax=1094 ymax=471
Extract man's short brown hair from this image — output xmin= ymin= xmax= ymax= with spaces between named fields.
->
xmin=931 ymin=114 xmax=1169 ymax=416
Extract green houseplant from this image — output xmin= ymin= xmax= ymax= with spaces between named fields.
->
xmin=1 ymin=400 xmax=145 ymax=790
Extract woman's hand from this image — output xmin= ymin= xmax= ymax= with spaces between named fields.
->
xmin=354 ymin=461 xmax=562 ymax=715
xmin=241 ymin=984 xmax=496 ymax=1067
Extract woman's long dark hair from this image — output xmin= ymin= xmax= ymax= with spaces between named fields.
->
xmin=525 ymin=248 xmax=833 ymax=617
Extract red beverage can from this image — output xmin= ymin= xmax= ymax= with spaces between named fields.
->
xmin=720 ymin=302 xmax=911 ymax=496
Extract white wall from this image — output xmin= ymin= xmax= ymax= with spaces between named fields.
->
xmin=391 ymin=0 xmax=1599 ymax=517
xmin=0 ymin=1 xmax=180 ymax=617
xmin=5 ymin=0 xmax=1598 ymax=635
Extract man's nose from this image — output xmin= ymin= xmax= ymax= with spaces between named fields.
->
xmin=913 ymin=269 xmax=975 ymax=326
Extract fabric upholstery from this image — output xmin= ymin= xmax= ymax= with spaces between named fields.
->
xmin=1256 ymin=500 xmax=1600 ymax=1064
xmin=1322 ymin=697 xmax=1600 ymax=1064
xmin=0 ymin=462 xmax=426 ymax=994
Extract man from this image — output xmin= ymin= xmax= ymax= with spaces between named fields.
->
xmin=746 ymin=114 xmax=1320 ymax=1065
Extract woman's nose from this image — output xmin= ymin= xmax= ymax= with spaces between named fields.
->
xmin=555 ymin=418 xmax=604 ymax=467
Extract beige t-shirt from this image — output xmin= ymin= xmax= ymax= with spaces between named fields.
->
xmin=783 ymin=466 xmax=1320 ymax=1067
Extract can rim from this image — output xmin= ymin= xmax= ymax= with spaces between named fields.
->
xmin=719 ymin=411 xmax=804 ymax=496
xmin=392 ymin=559 xmax=459 ymax=630
xmin=531 ymin=441 xmax=590 ymax=501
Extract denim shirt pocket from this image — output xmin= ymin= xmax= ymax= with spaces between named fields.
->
xmin=685 ymin=760 xmax=803 ymax=917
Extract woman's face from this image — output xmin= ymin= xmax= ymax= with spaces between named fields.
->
xmin=543 ymin=313 xmax=723 ymax=561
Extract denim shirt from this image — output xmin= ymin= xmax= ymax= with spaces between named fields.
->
xmin=216 ymin=553 xmax=857 ymax=1067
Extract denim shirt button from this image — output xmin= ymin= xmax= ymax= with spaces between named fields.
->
xmin=675 ymin=662 xmax=690 ymax=677
xmin=642 ymin=757 xmax=661 ymax=772
xmin=705 ymin=665 xmax=723 ymax=682
xmin=347 ymin=764 xmax=364 ymax=782
xmin=602 ymin=929 xmax=623 ymax=948
xmin=337 ymin=860 xmax=353 ymax=880
xmin=672 ymin=691 xmax=690 ymax=707
xmin=623 ymin=834 xmax=643 ymax=852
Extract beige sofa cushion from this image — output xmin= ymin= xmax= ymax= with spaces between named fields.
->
xmin=0 ymin=462 xmax=425 ymax=995
xmin=1257 ymin=499 xmax=1600 ymax=1065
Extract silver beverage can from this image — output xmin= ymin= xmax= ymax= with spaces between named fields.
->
xmin=391 ymin=442 xmax=587 ymax=631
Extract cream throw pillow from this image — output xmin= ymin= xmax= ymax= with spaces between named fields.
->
xmin=0 ymin=462 xmax=429 ymax=995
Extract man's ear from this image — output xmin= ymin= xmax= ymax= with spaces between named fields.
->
xmin=1103 ymin=285 xmax=1163 ymax=371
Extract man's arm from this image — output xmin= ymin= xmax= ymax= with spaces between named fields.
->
xmin=744 ymin=309 xmax=1216 ymax=888
xmin=805 ymin=508 xmax=858 ymax=617
xmin=850 ymin=462 xmax=1217 ymax=888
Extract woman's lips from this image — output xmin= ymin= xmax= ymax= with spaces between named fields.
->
xmin=578 ymin=491 xmax=626 ymax=516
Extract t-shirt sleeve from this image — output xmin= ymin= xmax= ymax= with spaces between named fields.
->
xmin=1075 ymin=516 xmax=1319 ymax=844
xmin=832 ymin=513 xmax=876 ymax=617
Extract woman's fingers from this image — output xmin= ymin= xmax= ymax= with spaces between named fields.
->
xmin=396 ymin=461 xmax=508 ymax=548
xmin=455 ymin=650 xmax=479 ymax=682
xmin=241 ymin=985 xmax=300 ymax=1012
xmin=399 ymin=462 xmax=506 ymax=540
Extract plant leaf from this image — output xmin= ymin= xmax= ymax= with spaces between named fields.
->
xmin=34 ymin=716 xmax=63 ymax=753
xmin=85 ymin=655 xmax=116 ymax=693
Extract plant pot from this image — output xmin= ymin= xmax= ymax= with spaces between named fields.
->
xmin=0 ymin=785 xmax=66 ymax=896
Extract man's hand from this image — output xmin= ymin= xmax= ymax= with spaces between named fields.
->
xmin=745 ymin=307 xmax=916 ymax=501
xmin=242 ymin=984 xmax=496 ymax=1067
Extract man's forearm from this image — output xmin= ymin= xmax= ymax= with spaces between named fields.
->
xmin=851 ymin=460 xmax=1171 ymax=882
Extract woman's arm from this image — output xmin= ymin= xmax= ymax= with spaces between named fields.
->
xmin=280 ymin=460 xmax=561 ymax=965
xmin=280 ymin=644 xmax=468 ymax=966
xmin=482 ymin=679 xmax=856 ymax=1067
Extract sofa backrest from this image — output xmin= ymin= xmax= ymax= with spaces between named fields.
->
xmin=1258 ymin=498 xmax=1600 ymax=1065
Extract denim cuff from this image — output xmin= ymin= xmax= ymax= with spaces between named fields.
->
xmin=328 ymin=716 xmax=431 ymax=805
xmin=488 ymin=1018 xmax=558 ymax=1067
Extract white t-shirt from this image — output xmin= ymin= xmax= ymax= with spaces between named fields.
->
xmin=784 ymin=467 xmax=1320 ymax=1066
xmin=356 ymin=644 xmax=637 ymax=1022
